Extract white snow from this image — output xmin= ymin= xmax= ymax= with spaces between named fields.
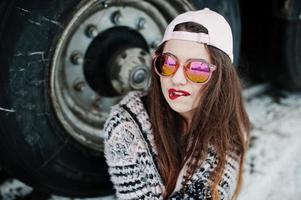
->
xmin=239 ymin=91 xmax=301 ymax=200
xmin=0 ymin=179 xmax=33 ymax=199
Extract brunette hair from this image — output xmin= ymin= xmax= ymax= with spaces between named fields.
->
xmin=147 ymin=22 xmax=250 ymax=200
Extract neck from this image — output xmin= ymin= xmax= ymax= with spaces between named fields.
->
xmin=179 ymin=110 xmax=194 ymax=132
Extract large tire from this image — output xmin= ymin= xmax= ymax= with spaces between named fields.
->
xmin=0 ymin=0 xmax=194 ymax=197
xmin=240 ymin=0 xmax=301 ymax=90
xmin=268 ymin=17 xmax=301 ymax=90
xmin=0 ymin=0 xmax=113 ymax=197
xmin=191 ymin=0 xmax=241 ymax=66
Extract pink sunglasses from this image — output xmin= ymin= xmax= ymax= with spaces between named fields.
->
xmin=153 ymin=52 xmax=216 ymax=84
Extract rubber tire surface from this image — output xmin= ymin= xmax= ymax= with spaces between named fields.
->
xmin=240 ymin=0 xmax=301 ymax=90
xmin=191 ymin=0 xmax=241 ymax=66
xmin=268 ymin=19 xmax=301 ymax=90
xmin=0 ymin=0 xmax=113 ymax=197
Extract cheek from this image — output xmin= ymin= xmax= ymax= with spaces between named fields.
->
xmin=191 ymin=85 xmax=205 ymax=105
xmin=191 ymin=83 xmax=205 ymax=95
xmin=160 ymin=77 xmax=173 ymax=103
xmin=160 ymin=77 xmax=169 ymax=92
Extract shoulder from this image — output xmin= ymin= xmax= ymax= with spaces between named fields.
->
xmin=103 ymin=90 xmax=147 ymax=141
xmin=103 ymin=91 xmax=148 ymax=166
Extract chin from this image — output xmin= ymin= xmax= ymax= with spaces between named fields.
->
xmin=169 ymin=104 xmax=193 ymax=114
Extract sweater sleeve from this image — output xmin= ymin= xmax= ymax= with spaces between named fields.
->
xmin=103 ymin=106 xmax=141 ymax=199
xmin=168 ymin=151 xmax=240 ymax=200
xmin=104 ymin=105 xmax=165 ymax=200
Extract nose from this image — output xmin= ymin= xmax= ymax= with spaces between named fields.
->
xmin=171 ymin=64 xmax=187 ymax=85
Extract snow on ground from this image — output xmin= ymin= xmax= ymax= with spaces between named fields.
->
xmin=1 ymin=89 xmax=301 ymax=200
xmin=239 ymin=90 xmax=301 ymax=200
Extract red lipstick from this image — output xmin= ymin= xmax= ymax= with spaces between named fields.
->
xmin=168 ymin=88 xmax=190 ymax=100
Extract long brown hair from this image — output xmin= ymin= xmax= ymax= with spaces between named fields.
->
xmin=147 ymin=22 xmax=250 ymax=199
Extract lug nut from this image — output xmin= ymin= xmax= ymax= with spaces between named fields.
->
xmin=111 ymin=11 xmax=121 ymax=25
xmin=85 ymin=25 xmax=98 ymax=38
xmin=74 ymin=80 xmax=86 ymax=92
xmin=92 ymin=97 xmax=103 ymax=110
xmin=100 ymin=0 xmax=108 ymax=8
xmin=140 ymin=50 xmax=146 ymax=56
xmin=70 ymin=52 xmax=84 ymax=65
xmin=137 ymin=17 xmax=146 ymax=30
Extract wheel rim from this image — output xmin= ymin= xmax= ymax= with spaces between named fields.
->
xmin=50 ymin=0 xmax=194 ymax=151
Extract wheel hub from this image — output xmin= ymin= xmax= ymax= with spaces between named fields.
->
xmin=50 ymin=0 xmax=194 ymax=151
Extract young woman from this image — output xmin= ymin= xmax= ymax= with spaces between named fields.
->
xmin=104 ymin=8 xmax=250 ymax=200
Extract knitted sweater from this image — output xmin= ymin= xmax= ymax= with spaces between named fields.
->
xmin=104 ymin=91 xmax=239 ymax=200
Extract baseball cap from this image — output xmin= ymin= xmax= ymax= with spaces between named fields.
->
xmin=160 ymin=8 xmax=233 ymax=62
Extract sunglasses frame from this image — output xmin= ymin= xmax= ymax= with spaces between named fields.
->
xmin=152 ymin=52 xmax=217 ymax=84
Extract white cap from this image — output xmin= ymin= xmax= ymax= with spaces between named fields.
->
xmin=160 ymin=8 xmax=233 ymax=62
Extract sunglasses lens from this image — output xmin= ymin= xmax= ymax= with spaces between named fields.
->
xmin=185 ymin=61 xmax=211 ymax=83
xmin=154 ymin=55 xmax=177 ymax=76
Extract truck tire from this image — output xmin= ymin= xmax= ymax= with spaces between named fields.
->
xmin=267 ymin=1 xmax=301 ymax=90
xmin=240 ymin=0 xmax=301 ymax=90
xmin=191 ymin=0 xmax=241 ymax=66
xmin=0 ymin=0 xmax=194 ymax=197
xmin=0 ymin=1 xmax=115 ymax=197
xmin=269 ymin=18 xmax=301 ymax=90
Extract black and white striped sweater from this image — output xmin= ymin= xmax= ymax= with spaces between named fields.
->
xmin=104 ymin=91 xmax=239 ymax=200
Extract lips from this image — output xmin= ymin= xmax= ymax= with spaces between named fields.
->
xmin=168 ymin=88 xmax=191 ymax=100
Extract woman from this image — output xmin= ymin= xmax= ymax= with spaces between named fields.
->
xmin=104 ymin=8 xmax=250 ymax=200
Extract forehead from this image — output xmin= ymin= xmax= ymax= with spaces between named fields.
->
xmin=162 ymin=39 xmax=210 ymax=62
